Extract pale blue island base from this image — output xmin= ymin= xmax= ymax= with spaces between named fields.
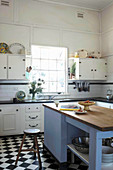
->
xmin=43 ymin=103 xmax=113 ymax=170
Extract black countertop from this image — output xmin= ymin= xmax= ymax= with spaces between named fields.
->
xmin=0 ymin=97 xmax=113 ymax=104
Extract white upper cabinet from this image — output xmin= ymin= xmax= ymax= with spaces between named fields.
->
xmin=0 ymin=54 xmax=7 ymax=79
xmin=69 ymin=58 xmax=107 ymax=80
xmin=0 ymin=54 xmax=26 ymax=80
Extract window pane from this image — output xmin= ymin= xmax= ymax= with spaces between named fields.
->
xmin=57 ymin=82 xmax=65 ymax=92
xmin=49 ymin=71 xmax=57 ymax=81
xmin=49 ymin=60 xmax=57 ymax=70
xmin=39 ymin=71 xmax=49 ymax=81
xmin=40 ymin=48 xmax=49 ymax=59
xmin=31 ymin=46 xmax=40 ymax=58
xmin=49 ymin=82 xmax=57 ymax=92
xmin=57 ymin=71 xmax=65 ymax=82
xmin=31 ymin=70 xmax=40 ymax=81
xmin=57 ymin=61 xmax=65 ymax=70
xmin=41 ymin=59 xmax=49 ymax=70
xmin=42 ymin=82 xmax=49 ymax=92
xmin=32 ymin=59 xmax=40 ymax=69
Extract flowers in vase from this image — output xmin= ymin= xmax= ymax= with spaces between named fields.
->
xmin=29 ymin=79 xmax=45 ymax=99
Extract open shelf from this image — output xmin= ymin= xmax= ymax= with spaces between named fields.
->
xmin=67 ymin=144 xmax=89 ymax=166
xmin=68 ymin=144 xmax=113 ymax=170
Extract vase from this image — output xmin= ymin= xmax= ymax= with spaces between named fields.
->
xmin=32 ymin=93 xmax=35 ymax=100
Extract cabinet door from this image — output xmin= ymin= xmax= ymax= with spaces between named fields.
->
xmin=93 ymin=59 xmax=107 ymax=80
xmin=0 ymin=54 xmax=7 ymax=79
xmin=8 ymin=55 xmax=26 ymax=79
xmin=79 ymin=59 xmax=94 ymax=80
xmin=1 ymin=106 xmax=21 ymax=136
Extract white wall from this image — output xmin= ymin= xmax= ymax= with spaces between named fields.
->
xmin=0 ymin=0 xmax=102 ymax=99
xmin=0 ymin=0 xmax=100 ymax=55
xmin=101 ymin=4 xmax=113 ymax=82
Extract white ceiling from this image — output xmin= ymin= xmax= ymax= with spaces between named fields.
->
xmin=39 ymin=0 xmax=113 ymax=10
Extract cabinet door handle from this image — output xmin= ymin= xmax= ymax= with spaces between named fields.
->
xmin=79 ymin=75 xmax=81 ymax=77
xmin=36 ymin=107 xmax=38 ymax=109
xmin=29 ymin=124 xmax=38 ymax=128
xmin=23 ymin=74 xmax=25 ymax=76
xmin=29 ymin=115 xmax=38 ymax=119
xmin=95 ymin=69 xmax=97 ymax=71
xmin=91 ymin=69 xmax=93 ymax=71
xmin=16 ymin=109 xmax=18 ymax=111
xmin=4 ymin=67 xmax=6 ymax=69
xmin=9 ymin=67 xmax=11 ymax=69
xmin=0 ymin=109 xmax=2 ymax=112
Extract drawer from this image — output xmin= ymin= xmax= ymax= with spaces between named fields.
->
xmin=25 ymin=113 xmax=40 ymax=121
xmin=25 ymin=120 xmax=40 ymax=129
xmin=25 ymin=105 xmax=40 ymax=112
xmin=0 ymin=106 xmax=20 ymax=113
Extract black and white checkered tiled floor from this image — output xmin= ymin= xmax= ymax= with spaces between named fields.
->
xmin=0 ymin=133 xmax=88 ymax=170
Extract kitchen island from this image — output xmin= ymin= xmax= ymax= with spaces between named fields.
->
xmin=43 ymin=102 xmax=113 ymax=170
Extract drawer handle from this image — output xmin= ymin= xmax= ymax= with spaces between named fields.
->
xmin=29 ymin=124 xmax=38 ymax=128
xmin=36 ymin=107 xmax=38 ymax=109
xmin=29 ymin=115 xmax=38 ymax=119
xmin=16 ymin=109 xmax=18 ymax=111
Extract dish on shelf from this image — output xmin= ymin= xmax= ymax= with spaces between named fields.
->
xmin=0 ymin=42 xmax=9 ymax=53
xmin=78 ymin=100 xmax=95 ymax=111
xmin=102 ymin=146 xmax=113 ymax=163
xmin=90 ymin=51 xmax=101 ymax=58
xmin=72 ymin=136 xmax=89 ymax=154
xmin=102 ymin=163 xmax=113 ymax=170
xmin=9 ymin=43 xmax=25 ymax=54
xmin=16 ymin=91 xmax=26 ymax=101
xmin=77 ymin=49 xmax=88 ymax=58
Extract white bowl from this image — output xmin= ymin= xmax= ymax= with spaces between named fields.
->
xmin=102 ymin=146 xmax=113 ymax=163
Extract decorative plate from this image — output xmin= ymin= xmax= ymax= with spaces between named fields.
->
xmin=9 ymin=43 xmax=25 ymax=54
xmin=0 ymin=43 xmax=9 ymax=53
xmin=16 ymin=91 xmax=26 ymax=101
xmin=77 ymin=49 xmax=88 ymax=58
xmin=90 ymin=51 xmax=101 ymax=58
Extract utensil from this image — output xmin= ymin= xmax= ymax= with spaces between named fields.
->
xmin=106 ymin=89 xmax=112 ymax=100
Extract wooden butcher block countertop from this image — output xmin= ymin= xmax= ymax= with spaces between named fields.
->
xmin=43 ymin=103 xmax=113 ymax=131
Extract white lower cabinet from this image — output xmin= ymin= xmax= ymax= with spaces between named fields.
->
xmin=96 ymin=101 xmax=113 ymax=109
xmin=0 ymin=105 xmax=22 ymax=136
xmin=0 ymin=103 xmax=44 ymax=136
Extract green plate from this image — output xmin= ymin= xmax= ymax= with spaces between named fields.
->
xmin=16 ymin=91 xmax=26 ymax=101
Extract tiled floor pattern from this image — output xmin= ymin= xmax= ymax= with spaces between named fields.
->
xmin=0 ymin=134 xmax=88 ymax=170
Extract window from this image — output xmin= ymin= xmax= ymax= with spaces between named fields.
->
xmin=30 ymin=45 xmax=68 ymax=93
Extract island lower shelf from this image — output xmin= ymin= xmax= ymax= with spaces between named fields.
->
xmin=67 ymin=144 xmax=113 ymax=170
xmin=67 ymin=144 xmax=89 ymax=165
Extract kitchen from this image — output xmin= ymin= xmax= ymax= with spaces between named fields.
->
xmin=0 ymin=0 xmax=113 ymax=169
